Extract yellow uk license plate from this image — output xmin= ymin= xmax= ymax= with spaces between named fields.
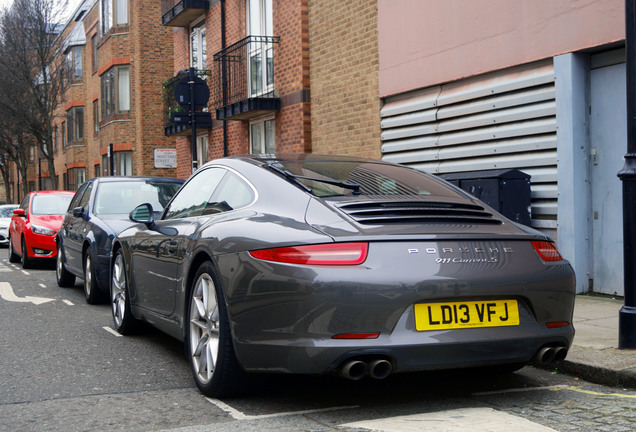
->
xmin=414 ymin=300 xmax=519 ymax=331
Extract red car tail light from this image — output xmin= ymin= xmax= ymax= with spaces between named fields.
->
xmin=531 ymin=241 xmax=563 ymax=262
xmin=249 ymin=242 xmax=369 ymax=265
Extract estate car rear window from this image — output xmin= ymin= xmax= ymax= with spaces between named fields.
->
xmin=273 ymin=160 xmax=463 ymax=198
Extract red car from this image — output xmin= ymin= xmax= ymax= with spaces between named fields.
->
xmin=8 ymin=190 xmax=74 ymax=268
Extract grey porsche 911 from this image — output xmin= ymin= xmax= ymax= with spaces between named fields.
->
xmin=110 ymin=154 xmax=575 ymax=397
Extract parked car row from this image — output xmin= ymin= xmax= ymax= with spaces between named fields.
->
xmin=2 ymin=155 xmax=576 ymax=399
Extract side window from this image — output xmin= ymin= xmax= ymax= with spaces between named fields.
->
xmin=69 ymin=183 xmax=89 ymax=210
xmin=20 ymin=195 xmax=30 ymax=212
xmin=163 ymin=168 xmax=226 ymax=220
xmin=78 ymin=183 xmax=94 ymax=211
xmin=204 ymin=172 xmax=255 ymax=214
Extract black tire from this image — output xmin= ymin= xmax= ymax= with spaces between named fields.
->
xmin=21 ymin=237 xmax=32 ymax=269
xmin=8 ymin=236 xmax=19 ymax=263
xmin=110 ymin=250 xmax=140 ymax=335
xmin=186 ymin=261 xmax=246 ymax=397
xmin=84 ymin=250 xmax=105 ymax=304
xmin=56 ymin=243 xmax=76 ymax=287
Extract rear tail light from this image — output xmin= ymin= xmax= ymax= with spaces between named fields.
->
xmin=249 ymin=242 xmax=369 ymax=265
xmin=531 ymin=241 xmax=563 ymax=262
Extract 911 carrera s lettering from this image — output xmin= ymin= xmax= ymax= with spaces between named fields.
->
xmin=414 ymin=300 xmax=519 ymax=331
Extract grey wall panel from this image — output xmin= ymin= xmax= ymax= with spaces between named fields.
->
xmin=381 ymin=60 xmax=558 ymax=228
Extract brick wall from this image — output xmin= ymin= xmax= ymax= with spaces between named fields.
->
xmin=52 ymin=0 xmax=177 ymax=185
xmin=308 ymin=0 xmax=382 ymax=159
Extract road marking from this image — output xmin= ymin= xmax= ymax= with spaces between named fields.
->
xmin=472 ymin=384 xmax=569 ymax=396
xmin=63 ymin=300 xmax=74 ymax=306
xmin=39 ymin=283 xmax=46 ymax=288
xmin=103 ymin=326 xmax=122 ymax=337
xmin=21 ymin=270 xmax=30 ymax=275
xmin=0 ymin=282 xmax=54 ymax=305
xmin=206 ymin=398 xmax=358 ymax=421
xmin=341 ymin=407 xmax=557 ymax=432
xmin=554 ymin=386 xmax=636 ymax=399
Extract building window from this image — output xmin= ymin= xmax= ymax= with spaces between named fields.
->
xmin=102 ymin=154 xmax=109 ymax=176
xmin=246 ymin=0 xmax=274 ymax=97
xmin=115 ymin=0 xmax=128 ymax=25
xmin=65 ymin=46 xmax=83 ymax=81
xmin=54 ymin=126 xmax=58 ymax=153
xmin=67 ymin=107 xmax=85 ymax=142
xmin=67 ymin=168 xmax=86 ymax=191
xmin=249 ymin=117 xmax=275 ymax=154
xmin=94 ymin=164 xmax=100 ymax=177
xmin=101 ymin=0 xmax=127 ymax=35
xmin=93 ymin=100 xmax=99 ymax=134
xmin=191 ymin=21 xmax=206 ymax=70
xmin=92 ymin=35 xmax=98 ymax=71
xmin=196 ymin=134 xmax=208 ymax=168
xmin=101 ymin=66 xmax=130 ymax=120
xmin=29 ymin=145 xmax=35 ymax=162
xmin=114 ymin=152 xmax=132 ymax=176
xmin=62 ymin=122 xmax=66 ymax=149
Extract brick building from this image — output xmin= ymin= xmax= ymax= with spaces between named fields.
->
xmin=162 ymin=0 xmax=382 ymax=178
xmin=4 ymin=0 xmax=178 ymax=203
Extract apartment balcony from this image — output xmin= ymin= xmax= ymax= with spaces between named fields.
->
xmin=212 ymin=35 xmax=281 ymax=121
xmin=163 ymin=69 xmax=213 ymax=137
xmin=161 ymin=0 xmax=210 ymax=27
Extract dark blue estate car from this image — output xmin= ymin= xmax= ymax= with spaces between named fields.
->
xmin=56 ymin=176 xmax=183 ymax=303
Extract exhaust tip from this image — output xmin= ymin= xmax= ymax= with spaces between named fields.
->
xmin=368 ymin=359 xmax=392 ymax=379
xmin=535 ymin=346 xmax=556 ymax=365
xmin=339 ymin=360 xmax=367 ymax=380
xmin=553 ymin=346 xmax=568 ymax=363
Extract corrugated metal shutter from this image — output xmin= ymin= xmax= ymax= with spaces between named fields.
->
xmin=380 ymin=60 xmax=557 ymax=229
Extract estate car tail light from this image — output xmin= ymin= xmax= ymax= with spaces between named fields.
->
xmin=531 ymin=241 xmax=563 ymax=262
xmin=249 ymin=242 xmax=369 ymax=265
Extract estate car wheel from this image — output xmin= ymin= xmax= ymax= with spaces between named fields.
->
xmin=187 ymin=261 xmax=246 ymax=397
xmin=56 ymin=243 xmax=76 ymax=287
xmin=84 ymin=251 xmax=104 ymax=304
xmin=111 ymin=250 xmax=139 ymax=335
xmin=8 ymin=236 xmax=19 ymax=263
xmin=21 ymin=238 xmax=32 ymax=269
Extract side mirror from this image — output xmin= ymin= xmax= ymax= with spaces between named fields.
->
xmin=130 ymin=203 xmax=155 ymax=226
xmin=72 ymin=206 xmax=85 ymax=218
xmin=12 ymin=208 xmax=25 ymax=217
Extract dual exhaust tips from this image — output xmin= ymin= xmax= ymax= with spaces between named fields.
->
xmin=339 ymin=359 xmax=392 ymax=380
xmin=534 ymin=345 xmax=568 ymax=365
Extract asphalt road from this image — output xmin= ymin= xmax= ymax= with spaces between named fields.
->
xmin=0 ymin=254 xmax=634 ymax=432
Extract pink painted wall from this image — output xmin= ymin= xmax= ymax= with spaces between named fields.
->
xmin=378 ymin=0 xmax=625 ymax=97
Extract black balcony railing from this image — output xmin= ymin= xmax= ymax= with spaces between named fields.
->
xmin=161 ymin=0 xmax=209 ymax=27
xmin=212 ymin=35 xmax=281 ymax=121
xmin=163 ymin=69 xmax=212 ymax=136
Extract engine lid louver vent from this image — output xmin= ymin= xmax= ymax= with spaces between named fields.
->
xmin=336 ymin=201 xmax=502 ymax=225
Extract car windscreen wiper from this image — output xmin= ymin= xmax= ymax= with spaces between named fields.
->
xmin=266 ymin=163 xmax=361 ymax=195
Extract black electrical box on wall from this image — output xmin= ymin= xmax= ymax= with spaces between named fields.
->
xmin=440 ymin=169 xmax=532 ymax=226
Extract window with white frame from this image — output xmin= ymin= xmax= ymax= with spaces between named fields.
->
xmin=196 ymin=134 xmax=209 ymax=168
xmin=101 ymin=66 xmax=130 ymax=119
xmin=115 ymin=152 xmax=132 ymax=176
xmin=190 ymin=21 xmax=206 ymax=70
xmin=246 ymin=0 xmax=274 ymax=97
xmin=101 ymin=0 xmax=128 ymax=35
xmin=249 ymin=117 xmax=275 ymax=154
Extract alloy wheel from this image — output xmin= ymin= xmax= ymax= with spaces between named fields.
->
xmin=111 ymin=253 xmax=127 ymax=328
xmin=189 ymin=273 xmax=220 ymax=385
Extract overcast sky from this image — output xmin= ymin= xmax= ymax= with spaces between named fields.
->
xmin=0 ymin=0 xmax=83 ymax=20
